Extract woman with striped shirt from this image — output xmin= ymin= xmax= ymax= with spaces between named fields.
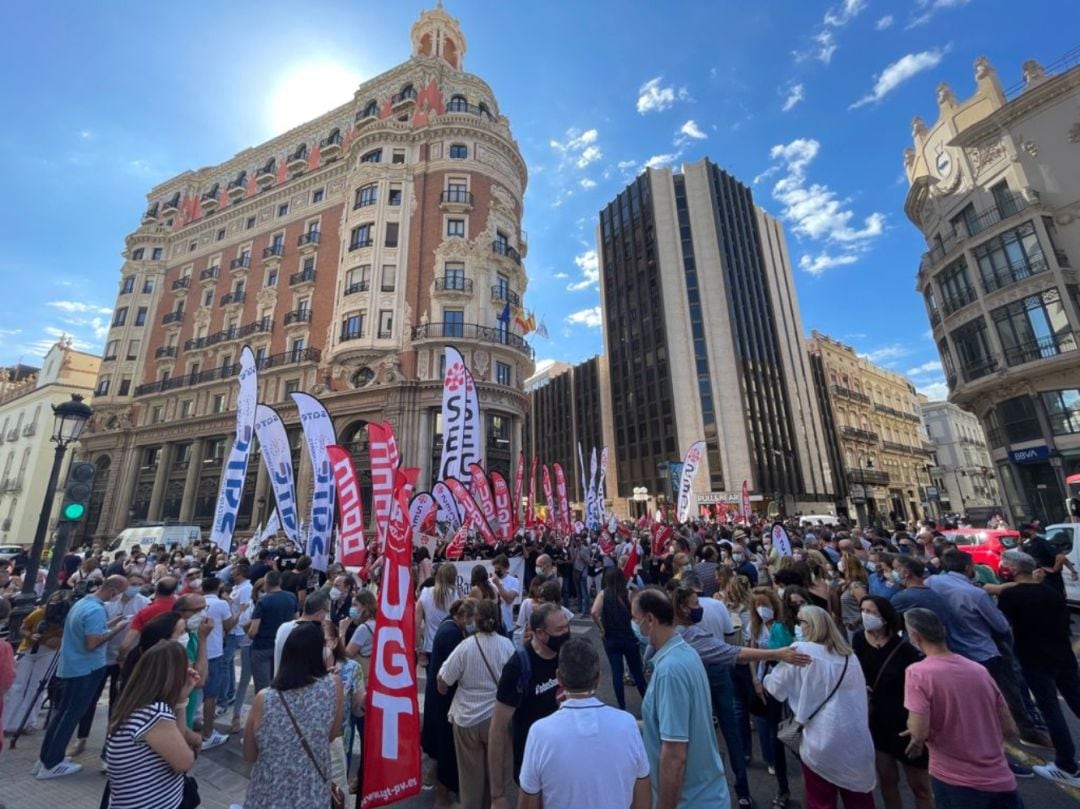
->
xmin=104 ymin=641 xmax=201 ymax=809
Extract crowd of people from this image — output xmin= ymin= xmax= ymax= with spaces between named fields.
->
xmin=0 ymin=512 xmax=1077 ymax=808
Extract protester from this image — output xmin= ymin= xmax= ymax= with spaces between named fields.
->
xmin=765 ymin=604 xmax=876 ymax=808
xmin=118 ymin=576 xmax=178 ymax=663
xmin=220 ymin=560 xmax=251 ymax=719
xmin=0 ymin=597 xmax=14 ymax=755
xmin=247 ymin=569 xmax=298 ymax=693
xmin=852 ymin=595 xmax=931 ymax=809
xmin=888 ymin=556 xmax=951 ymax=625
xmin=272 ymin=588 xmax=329 ymax=673
xmin=416 ymin=563 xmax=458 ymax=666
xmin=590 ymin=567 xmax=647 ymax=710
xmin=437 ymin=598 xmax=515 ymax=808
xmin=2 ymin=591 xmax=65 ymax=735
xmin=103 ymin=641 xmax=200 ymax=808
xmin=518 ymin=637 xmax=651 ymax=809
xmin=902 ymin=607 xmax=1022 ymax=808
xmin=422 ymin=598 xmax=476 ymax=808
xmin=491 ymin=554 xmax=521 ymax=637
xmin=632 ymin=587 xmax=729 ymax=809
xmin=342 ymin=588 xmax=377 ymax=670
xmin=243 ymin=621 xmax=344 ymax=808
xmin=324 ymin=618 xmax=363 ymax=789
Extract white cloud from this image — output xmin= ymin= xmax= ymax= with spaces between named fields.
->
xmin=553 ymin=272 xmax=569 ymax=280
xmin=906 ymin=360 xmax=943 ymax=376
xmin=47 ymin=300 xmax=112 ymax=315
xmin=645 ymin=152 xmax=680 ymax=170
xmin=782 ymin=83 xmax=805 ymax=112
xmin=636 ymin=77 xmax=691 ymax=115
xmin=875 ymin=14 xmax=895 ymax=29
xmin=78 ymin=129 xmax=93 ymax=140
xmin=550 ymin=128 xmax=602 ymax=171
xmin=811 ymin=30 xmax=837 ymax=64
xmin=850 ymin=48 xmax=947 ymax=109
xmin=797 ymin=0 xmax=866 ymax=64
xmin=679 ymin=120 xmax=707 ymax=140
xmin=909 ymin=0 xmax=969 ymax=28
xmin=576 ymin=145 xmax=602 ymax=169
xmin=917 ymin=380 xmax=950 ymax=401
xmin=860 ymin=344 xmax=913 ymax=363
xmin=567 ymin=249 xmax=600 ymax=291
xmin=617 ymin=159 xmax=637 ymax=170
xmin=799 ymin=253 xmax=858 ymax=275
xmin=823 ymin=0 xmax=867 ymax=27
xmin=565 ymin=306 xmax=603 ymax=329
xmin=579 ymin=178 xmax=597 ymax=189
xmin=532 ymin=358 xmax=557 ymax=376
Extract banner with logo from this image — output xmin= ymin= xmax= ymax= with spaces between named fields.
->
xmin=437 ymin=346 xmax=481 ymax=482
xmin=254 ymin=404 xmax=299 ymax=546
xmin=741 ymin=480 xmax=752 ymax=522
xmin=597 ymin=446 xmax=609 ymax=527
xmin=210 ymin=346 xmax=258 ymax=550
xmin=512 ymin=452 xmax=525 ymax=534
xmin=650 ymin=522 xmax=673 ymax=558
xmin=291 ymin=393 xmax=336 ymax=572
xmin=444 ymin=476 xmax=497 ymax=546
xmin=326 ymin=444 xmax=366 ymax=569
xmin=676 ymin=440 xmax=706 ymax=523
xmin=468 ymin=463 xmax=497 ymax=535
xmin=409 ymin=493 xmax=436 ymax=541
xmin=586 ymin=447 xmax=599 ymax=530
xmin=553 ymin=463 xmax=570 ymax=534
xmin=527 ymin=456 xmax=538 ymax=527
xmin=369 ymin=422 xmax=400 ymax=554
xmin=361 ymin=472 xmax=421 ymax=809
xmin=432 ymin=481 xmax=461 ymax=531
xmin=541 ymin=465 xmax=555 ymax=528
xmin=444 ymin=523 xmax=468 ymax=560
xmin=771 ymin=522 xmax=793 ymax=557
xmin=491 ymin=472 xmax=512 ymax=542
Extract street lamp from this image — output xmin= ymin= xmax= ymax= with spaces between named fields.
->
xmin=859 ymin=456 xmax=877 ymax=528
xmin=17 ymin=394 xmax=93 ymax=602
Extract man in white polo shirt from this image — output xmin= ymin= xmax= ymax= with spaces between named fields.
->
xmin=518 ymin=637 xmax=650 ymax=809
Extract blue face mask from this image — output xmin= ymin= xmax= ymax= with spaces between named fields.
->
xmin=688 ymin=606 xmax=704 ymax=624
xmin=794 ymin=625 xmax=805 ymax=642
xmin=632 ymin=619 xmax=648 ymax=645
xmin=465 ymin=623 xmax=476 ymax=635
xmin=348 ymin=607 xmax=360 ymax=620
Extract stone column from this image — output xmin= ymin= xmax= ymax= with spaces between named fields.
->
xmin=147 ymin=443 xmax=174 ymax=521
xmin=179 ymin=438 xmax=204 ymax=522
xmin=107 ymin=440 xmax=142 ymax=534
xmin=417 ymin=408 xmax=433 ymax=490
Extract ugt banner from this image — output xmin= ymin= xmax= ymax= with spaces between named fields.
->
xmin=677 ymin=440 xmax=706 ymax=522
xmin=292 ymin=393 xmax=336 ymax=573
xmin=210 ymin=346 xmax=257 ymax=550
xmin=361 ymin=473 xmax=421 ymax=808
xmin=326 ymin=445 xmax=366 ymax=569
xmin=253 ymin=404 xmax=300 ymax=546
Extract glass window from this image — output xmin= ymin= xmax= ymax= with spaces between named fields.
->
xmin=350 ymin=223 xmax=373 ymax=249
xmin=312 ymin=188 xmax=324 ymax=204
xmin=950 ymin=317 xmax=995 ymax=380
xmin=496 ymin=362 xmax=511 ymax=386
xmin=384 ymin=221 xmax=399 ymax=247
xmin=444 ymin=309 xmax=464 ymax=337
xmin=341 ymin=314 xmax=364 ymax=340
xmin=378 ymin=310 xmax=393 ymax=338
xmin=203 ymin=290 xmax=213 ymax=306
xmin=267 ymin=268 xmax=278 ymax=286
xmin=121 ymin=276 xmax=135 ymax=294
xmin=392 ymin=149 xmax=405 ymax=164
xmin=131 ymin=248 xmax=144 ymax=261
xmin=447 ymin=218 xmax=465 ymax=238
xmin=935 ymin=257 xmax=975 ymax=314
xmin=1043 ymin=390 xmax=1080 ymax=435
xmin=360 ymin=149 xmax=382 ymax=163
xmin=142 ymin=278 xmax=154 ymax=294
xmin=997 ymin=395 xmax=1042 ymax=443
xmin=246 ymin=216 xmax=256 ymax=230
xmin=381 ymin=264 xmax=396 ymax=292
xmin=992 ymin=288 xmax=1076 ymax=366
xmin=216 ymin=229 xmax=226 ymax=241
xmin=112 ymin=307 xmax=128 ymax=327
xmin=449 ymin=143 xmax=468 ymax=159
xmin=973 ymin=221 xmax=1046 ymax=292
xmin=151 ymin=247 xmax=163 ymax=260
xmin=388 ymin=185 xmax=402 ymax=206
xmin=104 ymin=340 xmax=119 ymax=359
xmin=126 ymin=339 xmax=140 ymax=360
xmin=355 ymin=184 xmax=377 ymax=208
xmin=277 ymin=203 xmax=289 ymax=217
xmin=445 ymin=262 xmax=465 ymax=285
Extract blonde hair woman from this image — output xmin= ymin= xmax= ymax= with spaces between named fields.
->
xmin=764 ymin=605 xmax=876 ymax=808
xmin=415 ymin=563 xmax=458 ymax=667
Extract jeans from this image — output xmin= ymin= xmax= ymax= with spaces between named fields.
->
xmin=981 ymin=655 xmax=1041 ymax=738
xmin=705 ymin=663 xmax=749 ymax=801
xmin=604 ymin=637 xmax=646 ymax=711
xmin=803 ymin=763 xmax=875 ymax=809
xmin=730 ymin=664 xmax=754 ymax=761
xmin=39 ymin=668 xmax=106 ymax=769
xmin=231 ymin=645 xmax=252 ymax=721
xmin=250 ymin=647 xmax=275 ymax=695
xmin=77 ymin=663 xmax=120 ymax=740
xmin=574 ymin=569 xmax=590 ymax=614
xmin=1020 ymin=660 xmax=1080 ymax=772
xmin=222 ymin=631 xmax=240 ymax=705
xmin=765 ymin=693 xmax=790 ymax=796
xmin=930 ymin=776 xmax=1024 ymax=808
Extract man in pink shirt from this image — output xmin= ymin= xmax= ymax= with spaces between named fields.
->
xmin=902 ymin=607 xmax=1022 ymax=809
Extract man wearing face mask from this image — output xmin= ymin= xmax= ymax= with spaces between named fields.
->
xmin=488 ymin=603 xmax=570 ymax=809
xmin=491 ymin=554 xmax=521 ymax=637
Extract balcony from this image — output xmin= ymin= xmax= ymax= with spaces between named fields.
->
xmin=255 ymin=162 xmax=276 ymax=189
xmin=155 ymin=345 xmax=177 ymax=359
xmin=200 ymin=186 xmax=220 ymax=212
xmin=319 ymin=130 xmax=342 ymax=161
xmin=922 ymin=193 xmax=1037 ymax=268
xmin=227 ymin=175 xmax=247 ymax=201
xmin=940 ymin=286 xmax=979 ymax=316
xmin=142 ymin=203 xmax=159 ymax=223
xmin=881 ymin=440 xmax=924 ymax=455
xmin=491 ymin=285 xmax=521 ymax=307
xmin=440 ymin=189 xmax=474 ymax=211
xmin=434 ymin=276 xmax=473 ymax=295
xmin=411 ymin=321 xmax=534 ymax=359
xmin=286 ymin=144 xmax=308 ymax=173
xmin=829 ymin=384 xmax=872 ymax=405
xmin=339 ymin=326 xmax=364 ymax=342
xmin=297 ymin=230 xmax=319 ymax=254
xmin=160 ymin=194 xmax=180 ymax=215
xmin=262 ymin=245 xmax=284 ymax=266
xmin=841 ymin=426 xmax=880 ymax=443
xmin=344 ymin=280 xmax=370 ymax=296
xmin=391 ymin=86 xmax=417 ymax=105
xmin=491 ymin=241 xmax=522 ymax=266
xmin=929 ymin=308 xmax=942 ymax=328
xmin=171 ymin=276 xmax=191 ymax=294
xmin=230 ymin=256 xmax=251 ymax=275
xmin=981 ymin=256 xmax=1049 ymax=294
xmin=290 ymin=268 xmax=316 ymax=288
xmin=22 ymin=423 xmax=35 ymax=438
xmin=445 ymin=100 xmax=491 ymax=117
xmin=200 ymin=266 xmax=219 ymax=283
xmin=284 ymin=309 xmax=312 ymax=327
xmin=1003 ymin=333 xmax=1077 ymax=368
xmin=161 ymin=310 xmax=184 ymax=326
xmin=846 ymin=467 xmax=891 ymax=486
xmin=349 ymin=238 xmax=373 ymax=252
xmin=221 ymin=290 xmax=245 ymax=306
xmin=1055 ymin=248 xmax=1071 ymax=268
xmin=960 ymin=357 xmax=998 ymax=383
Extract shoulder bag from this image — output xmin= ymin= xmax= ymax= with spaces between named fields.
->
xmin=777 ymin=655 xmax=849 ymax=756
xmin=868 ymin=639 xmax=904 ymax=702
xmin=278 ymin=688 xmax=345 ymax=809
xmin=473 ymin=635 xmax=503 ymax=686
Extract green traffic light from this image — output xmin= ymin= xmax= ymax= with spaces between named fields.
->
xmin=62 ymin=502 xmax=86 ymax=521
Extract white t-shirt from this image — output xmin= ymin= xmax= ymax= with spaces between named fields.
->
xmin=519 ymin=697 xmax=649 ymax=808
xmin=105 ymin=593 xmax=148 ymax=666
xmin=203 ymin=594 xmax=232 ymax=660
xmin=496 ymin=573 xmax=520 ymax=634
xmin=230 ymin=580 xmax=253 ymax=637
xmin=418 ymin=586 xmax=450 ymax=654
xmin=273 ymin=618 xmax=301 ymax=673
xmin=699 ymin=597 xmax=734 ymax=639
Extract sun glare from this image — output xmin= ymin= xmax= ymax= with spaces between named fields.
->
xmin=267 ymin=61 xmax=364 ymax=135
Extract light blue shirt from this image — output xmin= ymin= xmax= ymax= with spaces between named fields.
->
xmin=925 ymin=571 xmax=1009 ymax=662
xmin=641 ymin=634 xmax=729 ymax=809
xmin=58 ymin=596 xmax=108 ymax=678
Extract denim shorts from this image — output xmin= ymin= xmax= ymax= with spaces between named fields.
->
xmin=204 ymin=655 xmax=229 ymax=701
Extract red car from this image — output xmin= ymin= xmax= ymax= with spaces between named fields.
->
xmin=940 ymin=529 xmax=1020 ymax=574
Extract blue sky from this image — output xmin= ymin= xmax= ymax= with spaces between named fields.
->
xmin=0 ymin=0 xmax=1072 ymax=401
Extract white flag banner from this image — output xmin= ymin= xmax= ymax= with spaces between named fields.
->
xmin=597 ymin=446 xmax=609 ymax=526
xmin=586 ymin=447 xmax=599 ymax=530
xmin=291 ymin=393 xmax=337 ymax=573
xmin=577 ymin=441 xmax=587 ymax=511
xmin=432 ymin=481 xmax=462 ymax=530
xmin=437 ymin=346 xmax=481 ymax=482
xmin=677 ymin=440 xmax=707 ymax=522
xmin=772 ymin=523 xmax=793 ymax=557
xmin=209 ymin=347 xmax=258 ymax=550
xmin=254 ymin=404 xmax=300 ymax=546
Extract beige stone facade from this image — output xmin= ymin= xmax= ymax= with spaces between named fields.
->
xmin=904 ymin=53 xmax=1080 ymax=523
xmin=920 ymin=397 xmax=1000 ymax=518
xmin=806 ymin=331 xmax=931 ymax=525
xmin=78 ymin=6 xmax=533 ymax=542
xmin=0 ymin=340 xmax=100 ymax=544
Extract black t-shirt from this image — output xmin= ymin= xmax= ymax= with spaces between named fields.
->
xmin=852 ymin=633 xmax=925 ymax=762
xmin=281 ymin=569 xmax=309 ymax=598
xmin=250 ymin=589 xmax=298 ymax=650
xmin=997 ymin=582 xmax=1074 ymax=669
xmin=495 ymin=643 xmax=560 ymax=780
xmin=1023 ymin=536 xmax=1065 ymax=596
xmin=248 ymin=561 xmax=272 ymax=582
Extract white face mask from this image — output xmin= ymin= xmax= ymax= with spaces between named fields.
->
xmin=175 ymin=636 xmax=188 ymax=648
xmin=329 ymin=587 xmax=342 ymax=602
xmin=862 ymin=613 xmax=885 ymax=632
xmin=186 ymin=612 xmax=204 ymax=633
xmin=756 ymin=605 xmax=775 ymax=622
xmin=794 ymin=625 xmax=805 ymax=642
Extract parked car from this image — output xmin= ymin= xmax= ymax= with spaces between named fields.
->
xmin=0 ymin=545 xmax=25 ymax=563
xmin=106 ymin=524 xmax=201 ymax=557
xmin=1044 ymin=523 xmax=1080 ymax=607
xmin=940 ymin=529 xmax=1021 ymax=574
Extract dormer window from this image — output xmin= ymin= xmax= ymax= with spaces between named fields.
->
xmin=448 ymin=95 xmax=468 ymax=113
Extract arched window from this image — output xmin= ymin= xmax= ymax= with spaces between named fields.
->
xmin=361 ymin=100 xmax=378 ymax=119
xmin=321 ymin=127 xmax=341 ymax=147
xmin=360 ymin=149 xmax=382 ymax=164
xmin=448 ymin=95 xmax=468 ymax=113
xmin=478 ymin=102 xmax=491 ymax=119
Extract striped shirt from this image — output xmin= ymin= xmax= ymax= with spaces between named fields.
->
xmin=104 ymin=701 xmax=185 ymax=809
xmin=438 ymin=632 xmax=514 ymax=727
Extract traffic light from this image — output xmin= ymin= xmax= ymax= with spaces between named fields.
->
xmin=58 ymin=462 xmax=96 ymax=522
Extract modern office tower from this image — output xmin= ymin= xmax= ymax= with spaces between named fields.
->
xmin=905 ymin=53 xmax=1080 ymax=522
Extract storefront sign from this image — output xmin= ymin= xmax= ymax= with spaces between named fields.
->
xmin=698 ymin=491 xmax=766 ymax=504
xmin=1010 ymin=445 xmax=1050 ymax=464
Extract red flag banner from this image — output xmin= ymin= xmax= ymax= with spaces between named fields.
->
xmin=444 ymin=477 xmax=497 ymax=546
xmin=368 ymin=423 xmax=399 ymax=554
xmin=361 ymin=471 xmax=421 ymax=808
xmin=326 ymin=445 xmax=366 ymax=569
xmin=491 ymin=471 xmax=512 ymax=542
xmin=468 ymin=463 xmax=498 ymax=534
xmin=553 ymin=463 xmax=571 ymax=534
xmin=541 ymin=465 xmax=556 ymax=527
xmin=445 ymin=523 xmax=468 ymax=560
xmin=623 ymin=542 xmax=639 ymax=579
xmin=527 ymin=457 xmax=538 ymax=526
xmin=599 ymin=530 xmax=615 ymax=555
xmin=512 ymin=452 xmax=525 ymax=535
xmin=650 ymin=523 xmax=673 ymax=558
xmin=741 ymin=480 xmax=751 ymax=522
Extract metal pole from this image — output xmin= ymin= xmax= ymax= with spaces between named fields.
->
xmin=20 ymin=443 xmax=66 ymax=596
xmin=43 ymin=521 xmax=72 ymax=596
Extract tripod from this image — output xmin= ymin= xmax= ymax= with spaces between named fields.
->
xmin=9 ymin=645 xmax=60 ymax=750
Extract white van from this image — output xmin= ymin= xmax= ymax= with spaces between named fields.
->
xmin=106 ymin=524 xmax=202 ymax=557
xmin=1045 ymin=523 xmax=1080 ymax=607
xmin=800 ymin=514 xmax=840 ymax=527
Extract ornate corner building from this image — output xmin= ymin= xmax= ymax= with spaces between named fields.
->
xmin=78 ymin=6 xmax=533 ymax=541
xmin=904 ymin=53 xmax=1080 ymax=523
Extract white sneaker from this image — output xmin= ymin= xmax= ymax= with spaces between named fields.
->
xmin=32 ymin=757 xmax=71 ymax=776
xmin=1034 ymin=763 xmax=1080 ymax=788
xmin=200 ymin=730 xmax=229 ymax=751
xmin=36 ymin=760 xmax=83 ymax=779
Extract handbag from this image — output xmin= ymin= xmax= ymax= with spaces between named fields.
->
xmin=278 ymin=688 xmax=345 ymax=809
xmin=777 ymin=655 xmax=849 ymax=756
